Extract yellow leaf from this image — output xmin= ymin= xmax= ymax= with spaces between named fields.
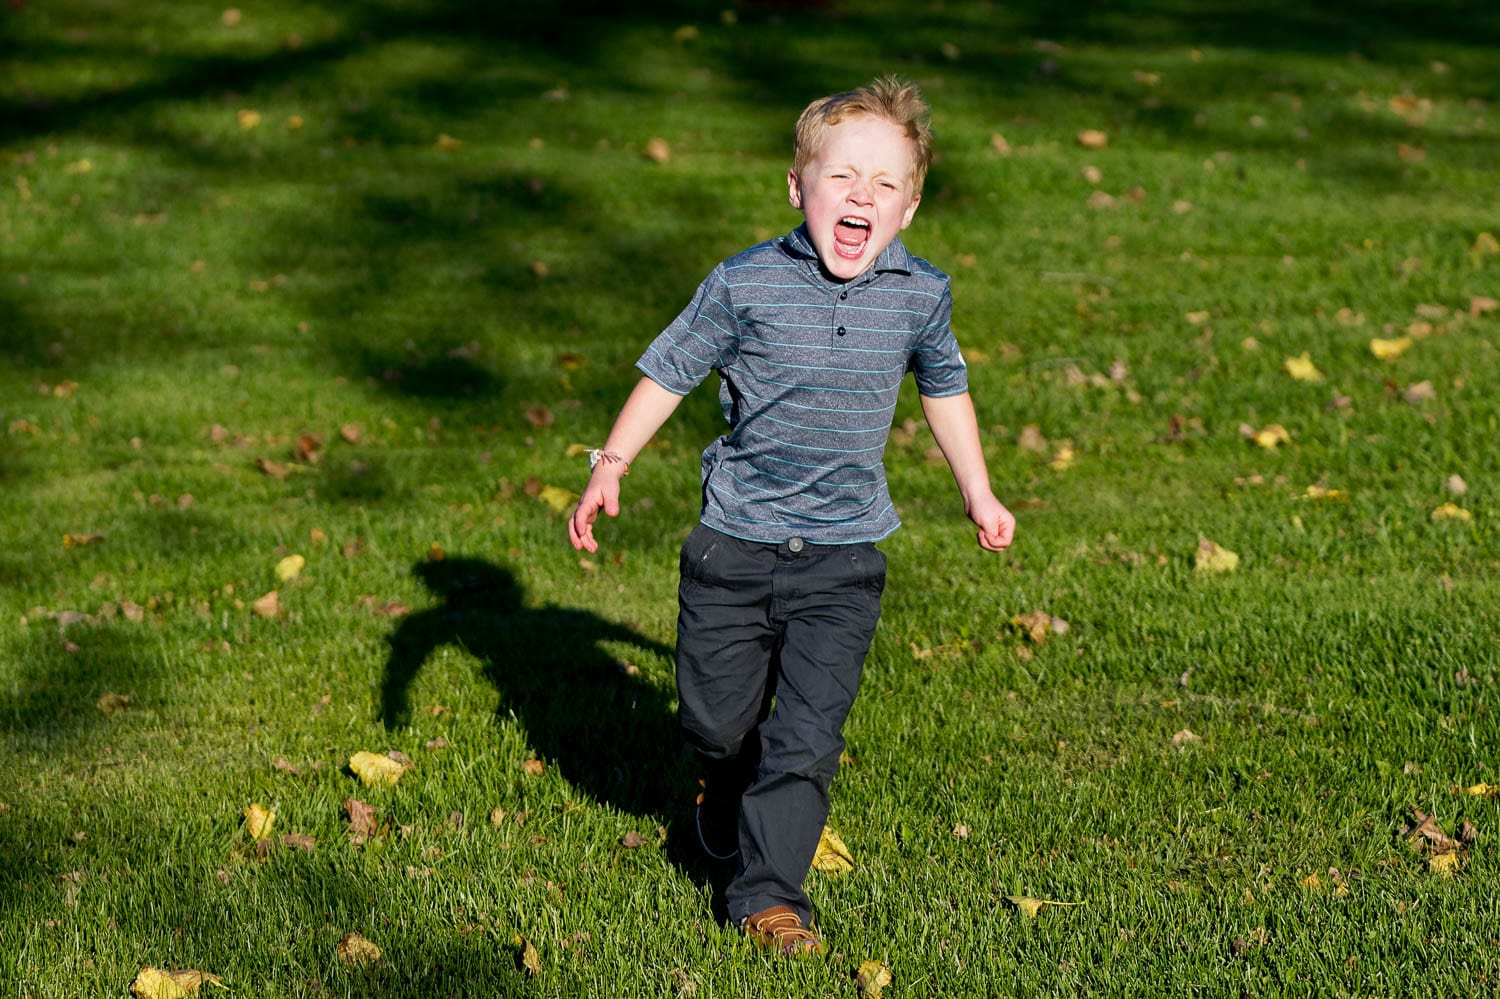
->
xmin=337 ymin=931 xmax=381 ymax=965
xmin=434 ymin=133 xmax=464 ymax=150
xmin=517 ymin=936 xmax=542 ymax=977
xmin=1250 ymin=423 xmax=1291 ymax=450
xmin=1006 ymin=895 xmax=1085 ymax=918
xmin=1427 ymin=851 xmax=1460 ymax=878
xmin=1466 ymin=782 xmax=1499 ymax=798
xmin=96 ymin=692 xmax=130 ymax=715
xmin=1047 ymin=442 xmax=1076 ymax=471
xmin=1431 ymin=503 xmax=1472 ymax=523
xmin=537 ymin=484 xmax=578 ymax=513
xmin=1300 ymin=873 xmax=1322 ymax=890
xmin=1194 ymin=538 xmax=1239 ymax=573
xmin=236 ymin=109 xmax=261 ymax=130
xmin=274 ymin=554 xmax=305 ymax=581
xmin=1301 ymin=485 xmax=1348 ymax=502
xmin=1471 ymin=231 xmax=1499 ymax=263
xmin=129 ymin=968 xmax=224 ymax=999
xmin=855 ymin=960 xmax=894 ymax=999
xmin=349 ymin=751 xmax=408 ymax=787
xmin=1370 ymin=336 xmax=1413 ymax=360
xmin=1283 ymin=352 xmax=1324 ymax=382
xmin=243 ymin=804 xmax=276 ymax=841
xmin=811 ymin=825 xmax=854 ymax=875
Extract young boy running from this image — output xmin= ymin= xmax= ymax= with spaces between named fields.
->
xmin=568 ymin=76 xmax=1015 ymax=955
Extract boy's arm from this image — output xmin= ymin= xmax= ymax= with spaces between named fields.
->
xmin=568 ymin=376 xmax=686 ymax=553
xmin=919 ymin=391 xmax=1016 ymax=553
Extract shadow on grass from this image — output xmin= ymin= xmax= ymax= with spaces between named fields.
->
xmin=380 ymin=557 xmax=681 ymax=815
xmin=379 ymin=556 xmax=736 ymax=910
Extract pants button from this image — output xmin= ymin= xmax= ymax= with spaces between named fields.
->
xmin=787 ymin=537 xmax=804 ymax=553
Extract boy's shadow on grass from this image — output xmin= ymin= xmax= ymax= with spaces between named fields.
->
xmin=379 ymin=558 xmax=728 ymax=897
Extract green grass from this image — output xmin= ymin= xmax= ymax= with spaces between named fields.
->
xmin=4 ymin=0 xmax=1500 ymax=994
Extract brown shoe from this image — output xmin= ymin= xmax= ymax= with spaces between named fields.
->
xmin=741 ymin=906 xmax=823 ymax=956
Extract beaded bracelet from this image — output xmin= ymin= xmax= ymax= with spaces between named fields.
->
xmin=587 ymin=449 xmax=630 ymax=475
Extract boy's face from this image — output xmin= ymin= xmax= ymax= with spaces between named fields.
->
xmin=788 ymin=114 xmax=922 ymax=282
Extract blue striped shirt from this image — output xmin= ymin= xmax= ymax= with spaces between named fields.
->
xmin=637 ymin=224 xmax=968 ymax=544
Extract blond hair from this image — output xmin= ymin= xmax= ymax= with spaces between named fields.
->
xmin=793 ymin=75 xmax=934 ymax=193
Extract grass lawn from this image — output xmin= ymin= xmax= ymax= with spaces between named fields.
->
xmin=4 ymin=0 xmax=1500 ymax=994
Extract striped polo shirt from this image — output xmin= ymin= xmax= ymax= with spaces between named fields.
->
xmin=637 ymin=224 xmax=968 ymax=545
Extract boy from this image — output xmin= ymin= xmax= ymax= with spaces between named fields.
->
xmin=568 ymin=76 xmax=1015 ymax=955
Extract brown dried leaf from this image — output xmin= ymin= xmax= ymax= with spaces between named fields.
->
xmin=621 ymin=830 xmax=647 ymax=849
xmin=96 ymin=692 xmax=130 ymax=715
xmin=256 ymin=456 xmax=289 ymax=480
xmin=645 ymin=137 xmax=672 ymax=163
xmin=1077 ymin=129 xmax=1109 ymax=150
xmin=524 ymin=404 xmax=554 ymax=428
xmin=251 ymin=590 xmax=281 ymax=618
xmin=337 ymin=931 xmax=381 ymax=965
xmin=522 ymin=759 xmax=546 ymax=777
xmin=345 ymin=798 xmax=379 ymax=838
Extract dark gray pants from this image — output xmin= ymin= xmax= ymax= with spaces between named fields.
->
xmin=675 ymin=524 xmax=886 ymax=924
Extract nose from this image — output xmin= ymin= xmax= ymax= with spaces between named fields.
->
xmin=847 ymin=177 xmax=873 ymax=205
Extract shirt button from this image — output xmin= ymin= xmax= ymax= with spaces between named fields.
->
xmin=840 ymin=291 xmax=848 ymax=300
xmin=787 ymin=537 xmax=804 ymax=553
xmin=836 ymin=326 xmax=846 ymax=336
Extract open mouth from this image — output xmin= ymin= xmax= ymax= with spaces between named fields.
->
xmin=833 ymin=216 xmax=871 ymax=258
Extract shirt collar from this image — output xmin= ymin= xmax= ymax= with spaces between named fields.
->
xmin=781 ymin=224 xmax=914 ymax=281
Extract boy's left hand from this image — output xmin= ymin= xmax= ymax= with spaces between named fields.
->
xmin=967 ymin=492 xmax=1015 ymax=552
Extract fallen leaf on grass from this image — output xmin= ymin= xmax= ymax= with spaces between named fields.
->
xmin=1370 ymin=337 xmax=1413 ymax=360
xmin=279 ymin=833 xmax=315 ymax=853
xmin=96 ymin=692 xmax=130 ymax=715
xmin=1471 ymin=231 xmax=1499 ymax=264
xmin=1194 ymin=538 xmax=1239 ymax=573
xmin=1466 ymin=783 xmax=1500 ymax=798
xmin=349 ymin=751 xmax=408 ymax=787
xmin=256 ymin=457 xmax=289 ymax=480
xmin=1430 ymin=503 xmax=1472 ymax=523
xmin=1404 ymin=808 xmax=1459 ymax=854
xmin=1445 ymin=475 xmax=1468 ymax=496
xmin=243 ymin=804 xmax=276 ymax=841
xmin=1048 ymin=442 xmax=1076 ymax=471
xmin=345 ymin=798 xmax=379 ymax=840
xmin=274 ymin=554 xmax=304 ymax=581
xmin=1300 ymin=484 xmax=1349 ymax=502
xmin=1428 ymin=851 xmax=1460 ymax=877
xmin=1076 ymin=129 xmax=1109 ymax=149
xmin=811 ymin=826 xmax=854 ymax=874
xmin=1172 ymin=728 xmax=1202 ymax=746
xmin=1283 ymin=352 xmax=1324 ymax=382
xmin=1402 ymin=380 xmax=1436 ymax=404
xmin=645 ymin=137 xmax=672 ymax=163
xmin=515 ymin=935 xmax=542 ymax=976
xmin=1241 ymin=422 xmax=1291 ymax=449
xmin=522 ymin=759 xmax=546 ymax=777
xmin=337 ymin=931 xmax=381 ymax=965
xmin=63 ymin=533 xmax=106 ymax=548
xmin=129 ymin=967 xmax=224 ymax=999
xmin=1006 ymin=896 xmax=1085 ymax=918
xmin=251 ymin=591 xmax=280 ymax=617
xmin=1017 ymin=424 xmax=1048 ymax=454
xmin=621 ymin=830 xmax=647 ymax=849
xmin=536 ymin=485 xmax=579 ymax=513
xmin=1471 ymin=295 xmax=1498 ymax=317
xmin=855 ymin=960 xmax=894 ymax=999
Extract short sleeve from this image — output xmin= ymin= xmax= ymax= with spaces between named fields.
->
xmin=635 ymin=265 xmax=740 ymax=395
xmin=908 ymin=286 xmax=968 ymax=397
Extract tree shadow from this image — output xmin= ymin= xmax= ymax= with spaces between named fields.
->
xmin=380 ymin=557 xmax=683 ymax=817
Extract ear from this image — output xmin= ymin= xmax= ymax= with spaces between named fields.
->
xmin=899 ymin=191 xmax=921 ymax=230
xmin=787 ymin=168 xmax=803 ymax=211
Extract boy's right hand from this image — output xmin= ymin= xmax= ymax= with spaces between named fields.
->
xmin=568 ymin=467 xmax=625 ymax=553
